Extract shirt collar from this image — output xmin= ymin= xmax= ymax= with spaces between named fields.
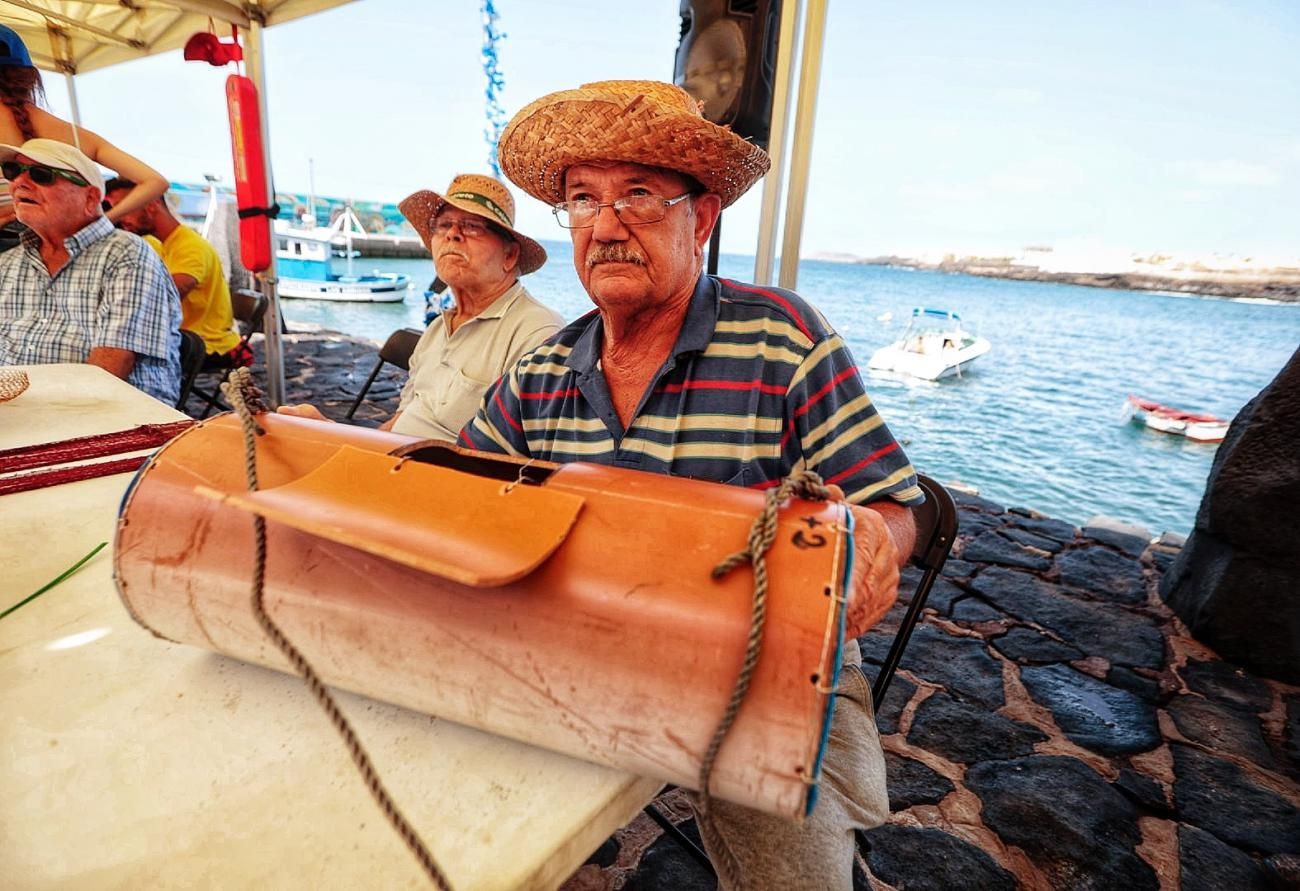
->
xmin=161 ymin=224 xmax=186 ymax=248
xmin=475 ymin=280 xmax=526 ymax=321
xmin=20 ymin=214 xmax=114 ymax=259
xmin=565 ymin=274 xmax=719 ymax=373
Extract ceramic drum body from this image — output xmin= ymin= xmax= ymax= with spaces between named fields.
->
xmin=114 ymin=414 xmax=858 ymax=818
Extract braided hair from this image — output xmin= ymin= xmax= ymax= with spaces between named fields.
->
xmin=0 ymin=66 xmax=45 ymax=141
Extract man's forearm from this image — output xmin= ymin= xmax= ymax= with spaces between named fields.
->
xmin=86 ymin=346 xmax=136 ymax=381
xmin=863 ymin=500 xmax=917 ymax=568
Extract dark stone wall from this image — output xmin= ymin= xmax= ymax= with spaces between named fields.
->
xmin=1159 ymin=346 xmax=1300 ymax=683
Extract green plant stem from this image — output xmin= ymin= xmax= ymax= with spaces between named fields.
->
xmin=0 ymin=541 xmax=108 ymax=621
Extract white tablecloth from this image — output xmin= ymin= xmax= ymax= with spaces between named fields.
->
xmin=0 ymin=364 xmax=659 ymax=890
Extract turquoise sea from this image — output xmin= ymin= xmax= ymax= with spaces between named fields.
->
xmin=280 ymin=244 xmax=1300 ymax=536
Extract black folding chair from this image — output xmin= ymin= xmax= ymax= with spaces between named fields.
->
xmin=189 ymin=288 xmax=269 ymax=418
xmin=344 ymin=327 xmax=422 ymax=421
xmin=645 ymin=473 xmax=958 ymax=874
xmin=871 ymin=473 xmax=958 ymax=705
xmin=175 ymin=329 xmax=206 ymax=411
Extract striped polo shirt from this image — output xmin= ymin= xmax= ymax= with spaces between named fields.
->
xmin=461 ymin=275 xmax=921 ymax=507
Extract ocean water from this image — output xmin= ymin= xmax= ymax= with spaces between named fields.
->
xmin=279 ymin=244 xmax=1300 ymax=535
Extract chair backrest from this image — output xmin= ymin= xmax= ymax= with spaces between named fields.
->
xmin=231 ymin=289 xmax=269 ymax=341
xmin=910 ymin=475 xmax=958 ymax=571
xmin=378 ymin=328 xmax=422 ymax=372
xmin=871 ymin=473 xmax=958 ymax=705
xmin=175 ymin=329 xmax=206 ymax=410
xmin=342 ymin=328 xmax=423 ymax=421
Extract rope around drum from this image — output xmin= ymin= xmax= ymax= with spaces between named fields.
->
xmin=697 ymin=470 xmax=836 ymax=889
xmin=220 ymin=368 xmax=455 ymax=891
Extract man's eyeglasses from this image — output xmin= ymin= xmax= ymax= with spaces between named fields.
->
xmin=101 ymin=199 xmax=114 ymax=213
xmin=431 ymin=216 xmax=496 ymax=239
xmin=1 ymin=160 xmax=89 ymax=188
xmin=552 ymin=192 xmax=694 ymax=229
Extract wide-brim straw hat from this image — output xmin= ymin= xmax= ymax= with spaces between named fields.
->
xmin=399 ymin=173 xmax=546 ymax=276
xmin=498 ymin=80 xmax=771 ymax=210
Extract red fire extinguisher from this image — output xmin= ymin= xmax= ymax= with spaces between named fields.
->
xmin=226 ymin=74 xmax=275 ymax=272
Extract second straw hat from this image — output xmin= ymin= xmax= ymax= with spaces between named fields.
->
xmin=400 ymin=173 xmax=546 ymax=276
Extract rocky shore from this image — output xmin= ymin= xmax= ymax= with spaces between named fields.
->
xmin=859 ymin=256 xmax=1300 ymax=304
xmin=223 ymin=329 xmax=1300 ymax=891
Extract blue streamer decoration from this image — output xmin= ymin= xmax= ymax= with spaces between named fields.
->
xmin=481 ymin=0 xmax=507 ymax=177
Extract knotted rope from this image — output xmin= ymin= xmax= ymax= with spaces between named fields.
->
xmin=221 ymin=369 xmax=453 ymax=890
xmin=693 ymin=469 xmax=835 ymax=890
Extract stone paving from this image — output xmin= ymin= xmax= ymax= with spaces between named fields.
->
xmin=221 ymin=329 xmax=1300 ymax=891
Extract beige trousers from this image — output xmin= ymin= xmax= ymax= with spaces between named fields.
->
xmin=693 ymin=639 xmax=888 ymax=890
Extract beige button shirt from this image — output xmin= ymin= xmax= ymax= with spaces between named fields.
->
xmin=393 ymin=282 xmax=564 ymax=441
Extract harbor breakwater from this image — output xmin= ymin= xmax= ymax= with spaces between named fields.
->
xmin=860 ymin=255 xmax=1300 ymax=304
xmin=209 ymin=328 xmax=1298 ymax=891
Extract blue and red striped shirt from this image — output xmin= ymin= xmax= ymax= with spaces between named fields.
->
xmin=461 ymin=275 xmax=922 ymax=507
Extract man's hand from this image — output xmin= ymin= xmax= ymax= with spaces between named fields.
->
xmin=276 ymin=404 xmax=333 ymax=423
xmin=824 ymin=486 xmax=917 ymax=638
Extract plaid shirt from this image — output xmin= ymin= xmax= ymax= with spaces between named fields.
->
xmin=0 ymin=216 xmax=181 ymax=404
xmin=461 ymin=275 xmax=922 ymax=507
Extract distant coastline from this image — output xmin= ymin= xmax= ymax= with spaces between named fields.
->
xmin=844 ymin=253 xmax=1300 ymax=304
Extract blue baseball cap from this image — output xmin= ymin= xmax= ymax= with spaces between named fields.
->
xmin=0 ymin=26 xmax=33 ymax=68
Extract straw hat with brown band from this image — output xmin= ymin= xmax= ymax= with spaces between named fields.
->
xmin=497 ymin=79 xmax=772 ymax=210
xmin=399 ymin=173 xmax=547 ymax=275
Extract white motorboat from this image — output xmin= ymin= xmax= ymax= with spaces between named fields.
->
xmin=868 ymin=308 xmax=991 ymax=380
xmin=274 ymin=207 xmax=411 ymax=303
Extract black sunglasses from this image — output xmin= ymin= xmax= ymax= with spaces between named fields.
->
xmin=1 ymin=160 xmax=89 ymax=187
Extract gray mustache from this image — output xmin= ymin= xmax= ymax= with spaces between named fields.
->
xmin=587 ymin=245 xmax=646 ymax=268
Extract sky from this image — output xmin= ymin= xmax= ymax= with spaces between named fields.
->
xmin=33 ymin=0 xmax=1300 ymax=262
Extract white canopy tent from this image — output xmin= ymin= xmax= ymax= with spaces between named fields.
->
xmin=0 ymin=0 xmax=358 ymax=404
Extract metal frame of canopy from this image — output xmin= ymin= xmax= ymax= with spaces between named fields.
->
xmin=752 ymin=0 xmax=828 ymax=291
xmin=0 ymin=0 xmax=357 ymax=405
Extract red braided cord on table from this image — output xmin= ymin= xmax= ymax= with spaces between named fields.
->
xmin=0 ymin=456 xmax=150 ymax=496
xmin=0 ymin=421 xmax=194 ymax=473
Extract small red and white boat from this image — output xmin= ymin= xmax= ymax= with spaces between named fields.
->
xmin=1124 ymin=395 xmax=1230 ymax=443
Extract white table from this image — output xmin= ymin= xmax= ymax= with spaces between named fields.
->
xmin=0 ymin=364 xmax=660 ymax=890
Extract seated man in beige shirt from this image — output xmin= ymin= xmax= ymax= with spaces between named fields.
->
xmin=279 ymin=174 xmax=562 ymax=438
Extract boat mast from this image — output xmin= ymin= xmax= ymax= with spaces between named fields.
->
xmin=344 ymin=201 xmax=355 ymax=277
xmin=308 ymin=157 xmax=317 ymax=224
xmin=200 ymin=173 xmax=220 ymax=240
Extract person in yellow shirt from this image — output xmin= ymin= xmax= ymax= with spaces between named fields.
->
xmin=103 ymin=177 xmax=248 ymax=366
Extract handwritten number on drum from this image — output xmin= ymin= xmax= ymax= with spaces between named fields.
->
xmin=793 ymin=516 xmax=827 ymax=550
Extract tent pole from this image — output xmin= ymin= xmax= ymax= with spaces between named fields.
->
xmin=242 ymin=16 xmax=286 ymax=407
xmin=753 ymin=0 xmax=801 ymax=286
xmin=777 ymin=0 xmax=828 ymax=291
xmin=62 ymin=72 xmax=82 ymax=127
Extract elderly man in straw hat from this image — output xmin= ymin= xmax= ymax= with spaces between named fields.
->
xmin=459 ymin=81 xmax=921 ymax=889
xmin=280 ymin=174 xmax=563 ymax=439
